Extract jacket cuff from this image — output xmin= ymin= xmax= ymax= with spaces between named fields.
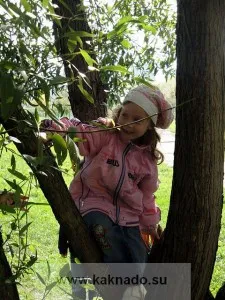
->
xmin=139 ymin=207 xmax=161 ymax=230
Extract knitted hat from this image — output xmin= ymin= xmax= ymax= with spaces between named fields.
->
xmin=123 ymin=85 xmax=174 ymax=129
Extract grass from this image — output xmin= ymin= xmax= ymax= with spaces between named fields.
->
xmin=0 ymin=144 xmax=224 ymax=299
xmin=168 ymin=120 xmax=176 ymax=134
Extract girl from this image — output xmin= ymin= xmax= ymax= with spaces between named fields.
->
xmin=43 ymin=85 xmax=173 ymax=299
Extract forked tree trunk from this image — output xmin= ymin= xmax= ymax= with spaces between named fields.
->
xmin=150 ymin=1 xmax=225 ymax=300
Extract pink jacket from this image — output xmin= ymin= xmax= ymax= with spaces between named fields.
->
xmin=46 ymin=117 xmax=161 ymax=231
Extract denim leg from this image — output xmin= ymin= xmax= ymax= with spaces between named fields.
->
xmin=83 ymin=211 xmax=129 ymax=263
xmin=123 ymin=226 xmax=148 ymax=277
xmin=124 ymin=227 xmax=148 ymax=263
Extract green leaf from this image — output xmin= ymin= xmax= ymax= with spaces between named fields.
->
xmin=141 ymin=24 xmax=157 ymax=34
xmin=7 ymin=169 xmax=28 ymax=181
xmin=117 ymin=15 xmax=133 ymax=26
xmin=73 ymin=137 xmax=86 ymax=143
xmin=107 ymin=16 xmax=134 ymax=39
xmin=47 ymin=260 xmax=51 ymax=280
xmin=67 ymin=127 xmax=77 ymax=139
xmin=64 ymin=31 xmax=94 ymax=38
xmin=11 ymin=155 xmax=16 ymax=172
xmin=8 ymin=244 xmax=14 ymax=258
xmin=59 ymin=263 xmax=71 ymax=277
xmin=0 ymin=74 xmax=23 ymax=120
xmin=35 ymin=108 xmax=39 ymax=123
xmin=68 ymin=39 xmax=77 ymax=52
xmin=26 ymin=110 xmax=39 ymax=130
xmin=133 ymin=77 xmax=155 ymax=88
xmin=66 ymin=136 xmax=79 ymax=173
xmin=49 ymin=76 xmax=71 ymax=86
xmin=4 ymin=179 xmax=23 ymax=195
xmin=121 ymin=39 xmax=132 ymax=49
xmin=10 ymin=222 xmax=17 ymax=230
xmin=51 ymin=133 xmax=67 ymax=166
xmin=68 ymin=37 xmax=83 ymax=49
xmin=74 ymin=257 xmax=81 ymax=264
xmin=21 ymin=0 xmax=32 ymax=12
xmin=0 ymin=61 xmax=20 ymax=70
xmin=36 ymin=272 xmax=46 ymax=286
xmin=77 ymin=82 xmax=94 ymax=104
xmin=8 ymin=2 xmax=22 ymax=17
xmin=19 ymin=222 xmax=32 ymax=236
xmin=40 ymin=80 xmax=50 ymax=105
xmin=46 ymin=281 xmax=57 ymax=293
xmin=79 ymin=49 xmax=96 ymax=67
xmin=0 ymin=204 xmax=16 ymax=214
xmin=41 ymin=0 xmax=49 ymax=8
xmin=35 ymin=99 xmax=63 ymax=126
xmin=100 ymin=65 xmax=131 ymax=74
xmin=81 ymin=282 xmax=95 ymax=291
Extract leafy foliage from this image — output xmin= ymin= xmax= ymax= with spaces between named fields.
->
xmin=86 ymin=0 xmax=176 ymax=104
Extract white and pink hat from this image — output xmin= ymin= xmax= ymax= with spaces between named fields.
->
xmin=123 ymin=85 xmax=174 ymax=129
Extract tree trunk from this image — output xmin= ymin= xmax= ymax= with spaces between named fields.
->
xmin=215 ymin=283 xmax=225 ymax=300
xmin=0 ymin=108 xmax=122 ymax=300
xmin=150 ymin=1 xmax=225 ymax=300
xmin=53 ymin=0 xmax=107 ymax=121
xmin=0 ymin=109 xmax=102 ymax=263
xmin=0 ymin=231 xmax=20 ymax=300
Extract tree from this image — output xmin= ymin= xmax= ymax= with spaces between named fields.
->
xmin=52 ymin=0 xmax=107 ymax=120
xmin=0 ymin=0 xmax=176 ymax=298
xmin=149 ymin=1 xmax=225 ymax=300
xmin=1 ymin=0 xmax=224 ymax=299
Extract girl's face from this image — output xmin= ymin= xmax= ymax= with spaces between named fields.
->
xmin=117 ymin=102 xmax=151 ymax=143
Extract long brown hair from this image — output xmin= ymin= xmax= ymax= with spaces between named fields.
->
xmin=110 ymin=105 xmax=164 ymax=164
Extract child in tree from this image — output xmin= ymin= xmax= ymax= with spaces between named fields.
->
xmin=42 ymin=85 xmax=173 ymax=300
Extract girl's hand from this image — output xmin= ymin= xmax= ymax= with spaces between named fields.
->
xmin=142 ymin=224 xmax=163 ymax=243
xmin=92 ymin=117 xmax=115 ymax=128
xmin=149 ymin=225 xmax=160 ymax=241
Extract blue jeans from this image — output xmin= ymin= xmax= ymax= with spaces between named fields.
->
xmin=83 ymin=211 xmax=148 ymax=265
xmin=70 ymin=212 xmax=148 ymax=298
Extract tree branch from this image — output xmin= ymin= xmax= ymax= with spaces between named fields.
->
xmin=0 ymin=106 xmax=122 ymax=300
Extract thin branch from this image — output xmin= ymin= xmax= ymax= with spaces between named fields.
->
xmin=39 ymin=97 xmax=196 ymax=134
xmin=0 ymin=97 xmax=195 ymax=136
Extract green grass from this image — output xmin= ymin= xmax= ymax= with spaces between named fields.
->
xmin=168 ymin=120 xmax=176 ymax=134
xmin=0 ymin=145 xmax=224 ymax=299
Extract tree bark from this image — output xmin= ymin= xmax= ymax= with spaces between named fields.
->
xmin=215 ymin=283 xmax=225 ymax=300
xmin=0 ymin=231 xmax=20 ymax=300
xmin=149 ymin=1 xmax=225 ymax=300
xmin=53 ymin=0 xmax=107 ymax=121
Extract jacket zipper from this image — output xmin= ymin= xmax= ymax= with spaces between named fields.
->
xmin=113 ymin=143 xmax=132 ymax=223
xmin=78 ymin=159 xmax=92 ymax=210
